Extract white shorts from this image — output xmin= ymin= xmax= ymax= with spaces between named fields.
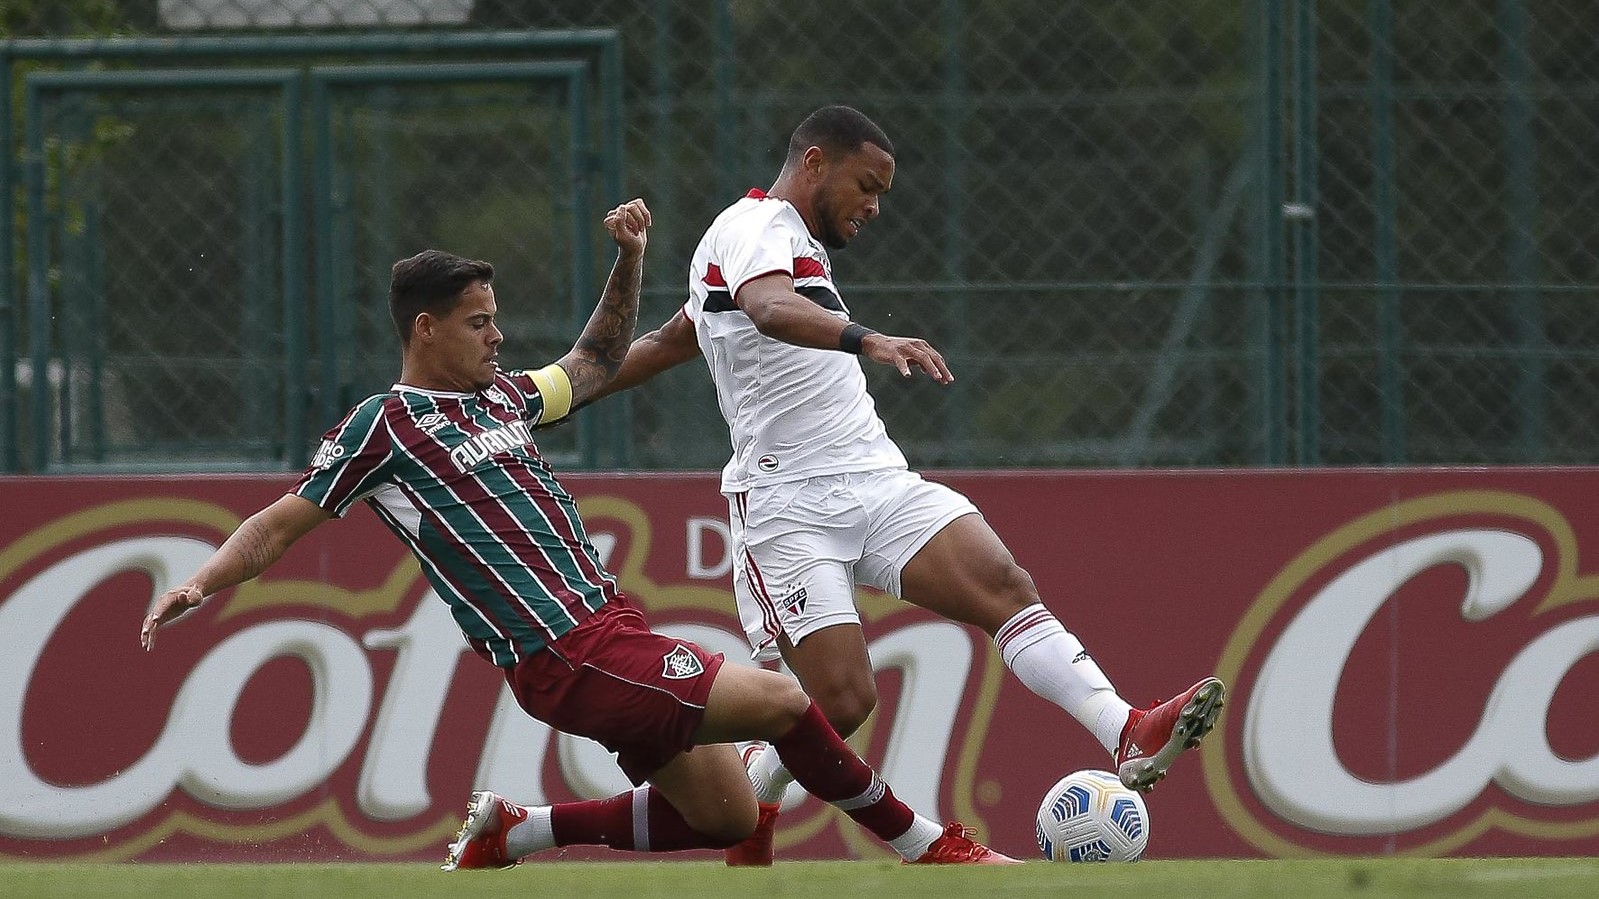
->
xmin=726 ymin=469 xmax=979 ymax=662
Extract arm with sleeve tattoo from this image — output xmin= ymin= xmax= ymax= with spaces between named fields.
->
xmin=555 ymin=199 xmax=652 ymax=409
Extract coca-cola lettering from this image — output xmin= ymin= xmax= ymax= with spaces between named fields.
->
xmin=0 ymin=498 xmax=981 ymax=857
xmin=1212 ymin=491 xmax=1599 ymax=854
xmin=1246 ymin=529 xmax=1599 ymax=833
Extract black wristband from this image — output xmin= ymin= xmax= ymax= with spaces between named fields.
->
xmin=839 ymin=322 xmax=878 ymax=354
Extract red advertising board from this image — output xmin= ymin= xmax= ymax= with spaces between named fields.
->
xmin=1 ymin=469 xmax=1596 ymax=862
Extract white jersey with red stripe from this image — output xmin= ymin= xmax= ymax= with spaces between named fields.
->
xmin=684 ymin=189 xmax=907 ymax=493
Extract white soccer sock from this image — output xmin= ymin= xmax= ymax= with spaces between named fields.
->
xmin=889 ymin=814 xmax=945 ymax=861
xmin=504 ymin=804 xmax=555 ymax=859
xmin=748 ymin=743 xmax=796 ymax=805
xmin=994 ymin=603 xmax=1133 ymax=754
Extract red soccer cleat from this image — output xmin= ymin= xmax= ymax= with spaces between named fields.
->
xmin=723 ymin=800 xmax=781 ymax=867
xmin=442 ymin=790 xmax=528 ymax=872
xmin=1115 ymin=677 xmax=1226 ymax=793
xmin=907 ymin=822 xmax=1022 ymax=865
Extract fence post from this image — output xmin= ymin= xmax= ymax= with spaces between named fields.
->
xmin=1499 ymin=0 xmax=1543 ymax=462
xmin=0 ymin=46 xmax=14 ymax=472
xmin=1250 ymin=0 xmax=1289 ymax=464
xmin=1368 ymin=0 xmax=1404 ymax=463
xmin=1290 ymin=0 xmax=1320 ymax=465
xmin=941 ymin=0 xmax=972 ymax=465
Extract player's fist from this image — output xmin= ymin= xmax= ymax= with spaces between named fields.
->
xmin=604 ymin=198 xmax=651 ymax=255
xmin=140 ymin=584 xmax=205 ymax=651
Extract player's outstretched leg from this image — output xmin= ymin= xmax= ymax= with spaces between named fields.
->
xmin=1114 ymin=677 xmax=1226 ymax=792
xmin=442 ymin=790 xmax=528 ymax=871
xmin=769 ymin=703 xmax=1020 ymax=864
xmin=724 ymin=742 xmax=780 ymax=867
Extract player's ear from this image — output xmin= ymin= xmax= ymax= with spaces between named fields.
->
xmin=803 ymin=145 xmax=826 ymax=177
xmin=412 ymin=312 xmax=434 ymax=342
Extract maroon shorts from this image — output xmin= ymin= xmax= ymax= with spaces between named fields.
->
xmin=504 ymin=601 xmax=725 ymax=785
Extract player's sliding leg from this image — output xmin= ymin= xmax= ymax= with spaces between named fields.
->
xmin=446 ymin=663 xmax=1015 ymax=868
xmin=703 ymin=665 xmax=1014 ymax=864
xmin=443 ymin=785 xmax=749 ymax=870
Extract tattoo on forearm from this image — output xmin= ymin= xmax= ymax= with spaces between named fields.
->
xmin=568 ymin=251 xmax=643 ymax=400
xmin=227 ymin=518 xmax=279 ymax=583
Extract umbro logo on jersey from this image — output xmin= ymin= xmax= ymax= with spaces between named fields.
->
xmin=757 ymin=454 xmax=780 ymax=473
xmin=416 ymin=413 xmax=450 ymax=435
xmin=1072 ymin=650 xmax=1092 ymax=664
xmin=661 ymin=644 xmax=704 ymax=680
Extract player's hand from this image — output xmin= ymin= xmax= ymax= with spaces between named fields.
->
xmin=140 ymin=584 xmax=205 ymax=652
xmin=604 ymin=198 xmax=651 ymax=256
xmin=861 ymin=333 xmax=954 ymax=384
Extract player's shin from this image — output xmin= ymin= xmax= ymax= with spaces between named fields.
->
xmin=540 ymin=786 xmax=743 ymax=853
xmin=995 ymin=602 xmax=1133 ymax=753
xmin=769 ymin=702 xmax=942 ymax=860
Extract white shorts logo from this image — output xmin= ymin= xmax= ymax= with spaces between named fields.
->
xmin=661 ymin=644 xmax=704 ymax=680
xmin=757 ymin=454 xmax=780 ymax=473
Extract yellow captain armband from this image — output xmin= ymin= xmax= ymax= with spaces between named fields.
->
xmin=528 ymin=363 xmax=574 ymax=424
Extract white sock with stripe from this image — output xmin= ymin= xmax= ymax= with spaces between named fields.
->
xmin=748 ymin=743 xmax=795 ymax=805
xmin=994 ymin=603 xmax=1132 ymax=754
xmin=505 ymin=804 xmax=554 ymax=858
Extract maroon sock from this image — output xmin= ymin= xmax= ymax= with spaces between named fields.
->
xmin=771 ymin=702 xmax=917 ymax=842
xmin=550 ymin=786 xmax=740 ymax=852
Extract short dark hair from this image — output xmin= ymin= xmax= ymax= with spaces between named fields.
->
xmin=388 ymin=249 xmax=494 ymax=345
xmin=786 ymin=105 xmax=895 ymax=163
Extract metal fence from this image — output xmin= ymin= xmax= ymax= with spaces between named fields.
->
xmin=4 ymin=1 xmax=1597 ymax=472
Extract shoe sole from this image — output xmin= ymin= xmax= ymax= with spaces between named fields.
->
xmin=1118 ymin=677 xmax=1226 ymax=792
xmin=442 ymin=790 xmax=499 ymax=872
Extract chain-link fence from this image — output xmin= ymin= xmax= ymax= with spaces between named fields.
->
xmin=4 ymin=1 xmax=1598 ymax=472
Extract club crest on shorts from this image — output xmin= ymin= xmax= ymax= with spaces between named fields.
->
xmin=661 ymin=644 xmax=704 ymax=680
xmin=781 ymin=584 xmax=809 ymax=618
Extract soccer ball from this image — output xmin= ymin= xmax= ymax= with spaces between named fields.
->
xmin=1034 ymin=769 xmax=1149 ymax=862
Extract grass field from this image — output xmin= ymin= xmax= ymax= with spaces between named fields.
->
xmin=3 ymin=858 xmax=1598 ymax=899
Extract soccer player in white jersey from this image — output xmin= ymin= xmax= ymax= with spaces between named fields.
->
xmin=590 ymin=106 xmax=1227 ymax=866
xmin=139 ymin=198 xmax=1013 ymax=867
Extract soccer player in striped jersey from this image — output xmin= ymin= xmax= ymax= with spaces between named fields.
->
xmin=589 ymin=107 xmax=1227 ymax=865
xmin=138 ymin=198 xmax=1013 ymax=867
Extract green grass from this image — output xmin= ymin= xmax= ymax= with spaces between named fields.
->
xmin=2 ymin=858 xmax=1598 ymax=899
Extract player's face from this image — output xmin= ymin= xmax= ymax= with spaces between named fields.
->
xmin=430 ymin=281 xmax=503 ymax=391
xmin=812 ymin=143 xmax=894 ymax=249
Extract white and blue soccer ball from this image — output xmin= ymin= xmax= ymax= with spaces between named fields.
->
xmin=1035 ymin=769 xmax=1149 ymax=862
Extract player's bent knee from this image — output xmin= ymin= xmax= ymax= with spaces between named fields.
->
xmin=813 ymin=681 xmax=877 ymax=736
xmin=767 ymin=675 xmax=812 ymax=723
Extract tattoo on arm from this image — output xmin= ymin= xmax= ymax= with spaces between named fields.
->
xmin=211 ymin=515 xmax=283 ymax=588
xmin=565 ymin=250 xmax=643 ymax=404
xmin=234 ymin=520 xmax=278 ymax=582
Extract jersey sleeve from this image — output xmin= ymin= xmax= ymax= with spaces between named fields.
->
xmin=500 ymin=364 xmax=574 ymax=426
xmin=293 ymin=395 xmax=395 ymax=518
xmin=717 ymin=206 xmax=804 ymax=298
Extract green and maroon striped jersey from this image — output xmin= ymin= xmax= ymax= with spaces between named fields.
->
xmin=293 ymin=369 xmax=616 ymax=667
